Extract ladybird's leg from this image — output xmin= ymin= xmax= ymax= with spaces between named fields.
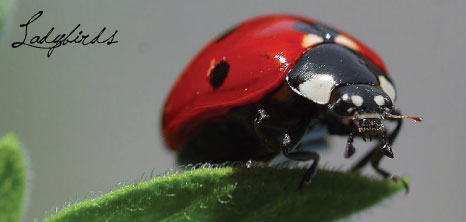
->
xmin=351 ymin=111 xmax=403 ymax=172
xmin=281 ymin=142 xmax=320 ymax=190
xmin=350 ymin=110 xmax=408 ymax=190
xmin=368 ymin=144 xmax=409 ymax=192
xmin=254 ymin=108 xmax=309 ymax=150
xmin=254 ymin=109 xmax=280 ymax=151
xmin=254 ymin=108 xmax=319 ymax=189
xmin=371 ymin=117 xmax=410 ymax=191
xmin=281 ymin=114 xmax=320 ymax=189
xmin=345 ymin=132 xmax=356 ymax=158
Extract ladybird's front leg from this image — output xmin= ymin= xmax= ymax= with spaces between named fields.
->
xmin=351 ymin=110 xmax=403 ymax=172
xmin=345 ymin=132 xmax=356 ymax=158
xmin=350 ymin=109 xmax=409 ymax=191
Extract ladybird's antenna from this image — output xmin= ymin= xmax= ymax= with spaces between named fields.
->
xmin=385 ymin=114 xmax=423 ymax=122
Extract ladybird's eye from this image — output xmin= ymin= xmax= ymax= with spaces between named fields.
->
xmin=334 ymin=34 xmax=360 ymax=52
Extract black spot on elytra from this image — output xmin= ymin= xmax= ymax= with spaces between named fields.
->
xmin=216 ymin=25 xmax=238 ymax=42
xmin=210 ymin=61 xmax=229 ymax=89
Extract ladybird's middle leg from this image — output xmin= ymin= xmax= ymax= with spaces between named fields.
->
xmin=281 ymin=141 xmax=320 ymax=190
xmin=279 ymin=112 xmax=319 ymax=189
xmin=253 ymin=108 xmax=311 ymax=152
xmin=254 ymin=109 xmax=279 ymax=152
xmin=254 ymin=108 xmax=318 ymax=189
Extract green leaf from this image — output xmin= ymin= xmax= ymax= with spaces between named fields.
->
xmin=0 ymin=0 xmax=13 ymax=35
xmin=46 ymin=166 xmax=406 ymax=222
xmin=0 ymin=134 xmax=26 ymax=222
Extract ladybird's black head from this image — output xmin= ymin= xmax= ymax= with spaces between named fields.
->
xmin=329 ymin=84 xmax=393 ymax=136
xmin=329 ymin=84 xmax=393 ymax=115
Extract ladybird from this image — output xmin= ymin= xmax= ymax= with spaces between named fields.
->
xmin=162 ymin=15 xmax=422 ymax=188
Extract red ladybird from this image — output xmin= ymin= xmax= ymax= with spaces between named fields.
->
xmin=162 ymin=15 xmax=421 ymax=188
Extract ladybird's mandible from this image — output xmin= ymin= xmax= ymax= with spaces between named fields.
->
xmin=162 ymin=15 xmax=422 ymax=189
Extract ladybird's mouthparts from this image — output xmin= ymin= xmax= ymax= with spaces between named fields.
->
xmin=352 ymin=112 xmax=423 ymax=136
xmin=349 ymin=112 xmax=422 ymax=159
xmin=353 ymin=115 xmax=385 ymax=136
xmin=350 ymin=114 xmax=392 ymax=157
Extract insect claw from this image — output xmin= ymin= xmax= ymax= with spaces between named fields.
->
xmin=381 ymin=143 xmax=394 ymax=158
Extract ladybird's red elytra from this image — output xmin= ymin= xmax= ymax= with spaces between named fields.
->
xmin=162 ymin=15 xmax=421 ymax=189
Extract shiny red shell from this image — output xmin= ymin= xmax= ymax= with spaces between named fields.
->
xmin=162 ymin=15 xmax=387 ymax=150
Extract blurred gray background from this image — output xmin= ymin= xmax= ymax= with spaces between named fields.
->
xmin=0 ymin=0 xmax=465 ymax=221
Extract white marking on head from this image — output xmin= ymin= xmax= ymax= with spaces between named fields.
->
xmin=342 ymin=93 xmax=349 ymax=101
xmin=351 ymin=95 xmax=364 ymax=107
xmin=347 ymin=107 xmax=354 ymax=113
xmin=378 ymin=76 xmax=396 ymax=101
xmin=334 ymin=34 xmax=360 ymax=51
xmin=302 ymin=34 xmax=324 ymax=48
xmin=374 ymin=95 xmax=385 ymax=106
xmin=298 ymin=74 xmax=336 ymax=104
